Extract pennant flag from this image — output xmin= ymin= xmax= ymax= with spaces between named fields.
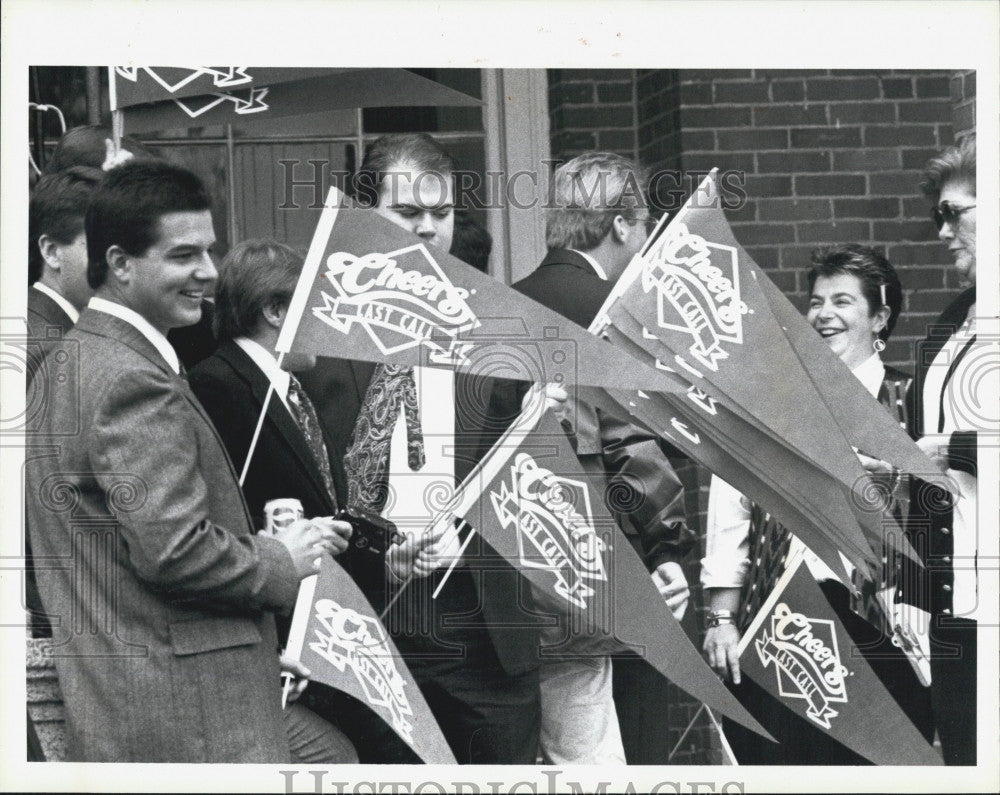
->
xmin=737 ymin=551 xmax=941 ymax=765
xmin=285 ymin=557 xmax=457 ymax=764
xmin=450 ymin=404 xmax=772 ymax=741
xmin=751 ymin=266 xmax=950 ymax=488
xmin=599 ymin=385 xmax=872 ymax=579
xmin=594 ymin=176 xmax=879 ymax=498
xmin=110 ymin=67 xmax=482 ymax=133
xmin=275 ymin=188 xmax=690 ymax=395
xmin=587 ymin=171 xmax=930 ymax=572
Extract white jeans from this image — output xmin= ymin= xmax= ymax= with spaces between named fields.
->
xmin=538 ymin=655 xmax=626 ymax=765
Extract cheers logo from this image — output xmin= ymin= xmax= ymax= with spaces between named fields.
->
xmin=642 ymin=222 xmax=749 ymax=373
xmin=310 ymin=599 xmax=415 ymax=745
xmin=490 ymin=453 xmax=609 ymax=609
xmin=755 ymin=603 xmax=851 ymax=730
xmin=312 ymin=245 xmax=480 ymax=365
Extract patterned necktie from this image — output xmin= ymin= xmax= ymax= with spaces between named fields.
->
xmin=344 ymin=364 xmax=426 ymax=513
xmin=287 ymin=373 xmax=338 ymax=510
xmin=738 ymin=505 xmax=793 ymax=634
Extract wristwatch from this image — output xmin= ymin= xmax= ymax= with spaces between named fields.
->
xmin=706 ymin=609 xmax=736 ymax=628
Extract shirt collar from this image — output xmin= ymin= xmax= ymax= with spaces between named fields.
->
xmin=851 ymin=352 xmax=886 ymax=398
xmin=88 ymin=296 xmax=181 ymax=375
xmin=234 ymin=337 xmax=291 ymax=403
xmin=33 ymin=282 xmax=80 ymax=323
xmin=568 ymin=249 xmax=608 ymax=281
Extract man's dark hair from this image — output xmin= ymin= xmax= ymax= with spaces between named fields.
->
xmin=213 ymin=239 xmax=304 ymax=343
xmin=29 ymin=166 xmax=103 ymax=285
xmin=450 ymin=211 xmax=492 ymax=272
xmin=808 ymin=244 xmax=903 ymax=341
xmin=44 ymin=124 xmax=160 ymax=174
xmin=85 ymin=159 xmax=211 ymax=289
xmin=354 ymin=133 xmax=454 ymax=207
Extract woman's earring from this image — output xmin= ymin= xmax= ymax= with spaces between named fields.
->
xmin=873 ymin=338 xmax=886 ymax=353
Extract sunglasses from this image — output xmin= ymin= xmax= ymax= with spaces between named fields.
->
xmin=931 ymin=200 xmax=976 ymax=230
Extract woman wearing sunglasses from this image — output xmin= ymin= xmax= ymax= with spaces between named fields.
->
xmin=904 ymin=133 xmax=981 ymax=766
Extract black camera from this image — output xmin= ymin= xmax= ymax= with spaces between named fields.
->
xmin=336 ymin=507 xmax=405 ymax=554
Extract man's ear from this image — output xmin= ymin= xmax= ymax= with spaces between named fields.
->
xmin=261 ymin=299 xmax=287 ymax=330
xmin=105 ymin=245 xmax=132 ymax=284
xmin=37 ymin=235 xmax=62 ymax=272
xmin=611 ymin=213 xmax=631 ymax=245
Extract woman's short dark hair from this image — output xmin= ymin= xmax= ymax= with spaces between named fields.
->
xmin=213 ymin=239 xmax=304 ymax=343
xmin=85 ymin=160 xmax=211 ymax=289
xmin=920 ymin=133 xmax=976 ymax=202
xmin=353 ymin=133 xmax=454 ymax=207
xmin=29 ymin=166 xmax=103 ymax=284
xmin=807 ymin=244 xmax=903 ymax=341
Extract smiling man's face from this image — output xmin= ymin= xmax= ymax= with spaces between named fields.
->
xmin=120 ymin=210 xmax=217 ymax=335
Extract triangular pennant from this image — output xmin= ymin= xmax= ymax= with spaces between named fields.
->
xmin=276 ymin=188 xmax=689 ymax=395
xmin=455 ymin=407 xmax=772 ymax=741
xmin=597 ymin=177 xmax=879 ymax=500
xmin=286 ymin=557 xmax=456 ymax=764
xmin=750 ymin=260 xmax=951 ymax=489
xmin=737 ymin=554 xmax=941 ymax=765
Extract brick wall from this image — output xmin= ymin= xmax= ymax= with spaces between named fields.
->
xmin=951 ymin=70 xmax=976 ymax=139
xmin=635 ymin=68 xmax=960 ymax=371
xmin=548 ymin=69 xmax=638 ymax=162
xmin=548 ymin=68 xmax=968 ymax=762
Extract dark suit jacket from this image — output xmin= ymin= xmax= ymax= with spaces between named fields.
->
xmin=905 ymin=286 xmax=977 ymax=474
xmin=299 ymin=358 xmax=542 ymax=676
xmin=903 ymin=286 xmax=977 ymax=617
xmin=188 ymin=342 xmax=381 ymax=600
xmin=25 ymin=309 xmax=298 ymax=762
xmin=26 ymin=285 xmax=75 ymax=386
xmin=25 ymin=286 xmax=77 ymax=637
xmin=484 ymin=248 xmax=697 ymax=570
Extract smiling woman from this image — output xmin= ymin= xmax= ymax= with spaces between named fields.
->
xmin=701 ymin=242 xmax=935 ymax=764
xmin=806 ymin=244 xmax=902 ymax=371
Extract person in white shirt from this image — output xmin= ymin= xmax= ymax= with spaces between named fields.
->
xmin=701 ymin=244 xmax=934 ymax=763
xmin=905 ymin=134 xmax=984 ymax=766
xmin=25 ymin=160 xmax=340 ymax=761
xmin=27 ymin=166 xmax=103 ymax=384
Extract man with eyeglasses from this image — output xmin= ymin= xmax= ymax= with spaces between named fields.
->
xmin=482 ymin=152 xmax=697 ymax=764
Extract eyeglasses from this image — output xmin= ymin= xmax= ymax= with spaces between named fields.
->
xmin=625 ymin=214 xmax=660 ymax=235
xmin=931 ymin=200 xmax=976 ymax=230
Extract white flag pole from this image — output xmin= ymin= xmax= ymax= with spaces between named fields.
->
xmin=428 ymin=385 xmax=548 ymax=598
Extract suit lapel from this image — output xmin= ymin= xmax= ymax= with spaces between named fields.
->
xmin=218 ymin=343 xmax=335 ymax=512
xmin=28 ymin=287 xmax=75 ymax=334
xmin=76 ymin=309 xmax=255 ymax=528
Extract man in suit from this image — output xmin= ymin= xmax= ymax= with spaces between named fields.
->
xmin=188 ymin=238 xmax=417 ymax=763
xmin=300 ymin=134 xmax=543 ymax=764
xmin=24 ymin=160 xmax=339 ymax=762
xmin=27 ymin=166 xmax=102 ymax=387
xmin=483 ymin=152 xmax=697 ymax=763
xmin=24 ymin=164 xmax=104 ymax=759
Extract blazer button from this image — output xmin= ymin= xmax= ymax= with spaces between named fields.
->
xmin=942 ymin=584 xmax=952 ymax=592
xmin=943 ymin=555 xmax=952 ymax=563
xmin=940 ymin=527 xmax=950 ymax=534
xmin=942 ymin=608 xmax=952 ymax=615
